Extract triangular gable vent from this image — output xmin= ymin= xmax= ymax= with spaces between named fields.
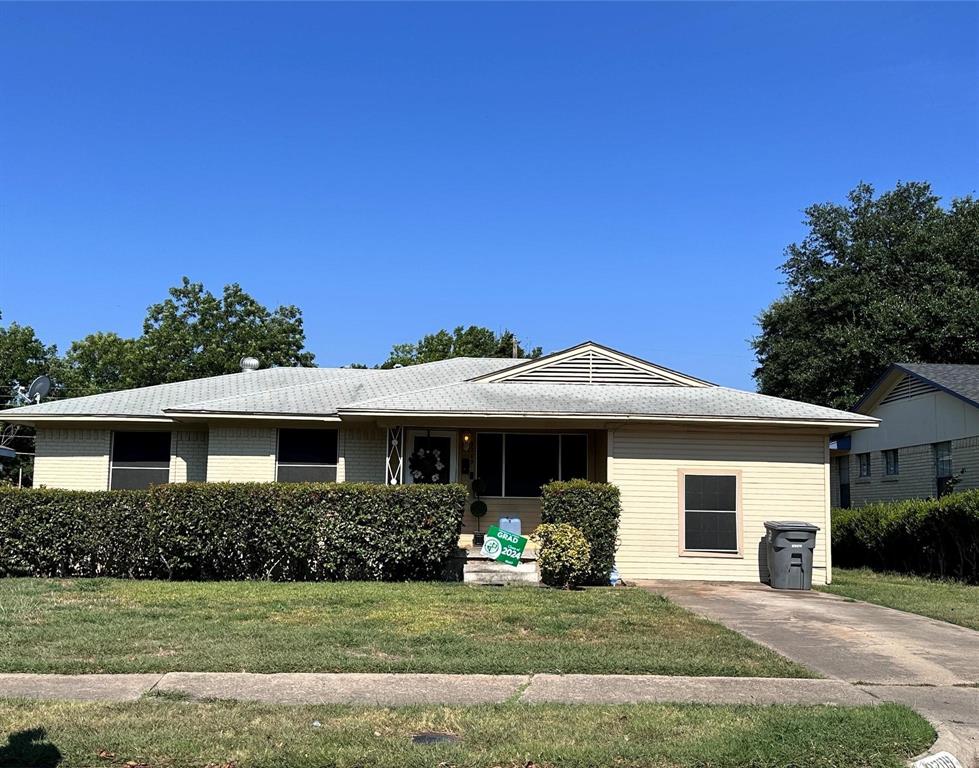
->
xmin=501 ymin=350 xmax=683 ymax=386
xmin=880 ymin=373 xmax=938 ymax=405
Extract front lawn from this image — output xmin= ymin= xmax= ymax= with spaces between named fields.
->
xmin=0 ymin=578 xmax=810 ymax=677
xmin=0 ymin=699 xmax=933 ymax=768
xmin=819 ymin=569 xmax=979 ymax=630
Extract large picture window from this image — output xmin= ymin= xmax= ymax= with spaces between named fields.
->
xmin=110 ymin=431 xmax=171 ymax=490
xmin=476 ymin=433 xmax=588 ymax=497
xmin=681 ymin=472 xmax=740 ymax=555
xmin=276 ymin=428 xmax=339 ymax=483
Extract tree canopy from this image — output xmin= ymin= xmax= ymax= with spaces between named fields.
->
xmin=0 ymin=311 xmax=58 ymax=403
xmin=379 ymin=326 xmax=542 ymax=368
xmin=2 ymin=279 xmax=316 ymax=400
xmin=753 ymin=182 xmax=979 ymax=410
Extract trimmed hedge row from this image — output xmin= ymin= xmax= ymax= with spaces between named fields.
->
xmin=832 ymin=489 xmax=979 ymax=583
xmin=541 ymin=480 xmax=621 ymax=585
xmin=0 ymin=483 xmax=467 ymax=581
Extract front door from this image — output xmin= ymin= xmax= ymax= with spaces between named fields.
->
xmin=405 ymin=429 xmax=458 ymax=484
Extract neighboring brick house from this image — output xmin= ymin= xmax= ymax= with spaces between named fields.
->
xmin=830 ymin=363 xmax=979 ymax=508
xmin=3 ymin=342 xmax=878 ymax=584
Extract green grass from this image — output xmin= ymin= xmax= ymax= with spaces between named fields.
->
xmin=0 ymin=699 xmax=934 ymax=768
xmin=818 ymin=568 xmax=979 ymax=630
xmin=0 ymin=578 xmax=810 ymax=677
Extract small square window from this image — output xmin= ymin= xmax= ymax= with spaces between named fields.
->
xmin=884 ymin=449 xmax=899 ymax=476
xmin=858 ymin=453 xmax=871 ymax=478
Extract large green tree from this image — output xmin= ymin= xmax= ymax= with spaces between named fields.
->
xmin=0 ymin=311 xmax=58 ymax=396
xmin=753 ymin=182 xmax=979 ymax=410
xmin=135 ymin=278 xmax=315 ymax=385
xmin=54 ymin=332 xmax=141 ymax=398
xmin=380 ymin=326 xmax=542 ymax=368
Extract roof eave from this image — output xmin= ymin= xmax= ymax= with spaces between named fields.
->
xmin=337 ymin=409 xmax=879 ymax=429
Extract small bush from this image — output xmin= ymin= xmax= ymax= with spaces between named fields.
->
xmin=532 ymin=522 xmax=591 ymax=589
xmin=832 ymin=489 xmax=979 ymax=583
xmin=0 ymin=483 xmax=467 ymax=582
xmin=541 ymin=480 xmax=620 ymax=585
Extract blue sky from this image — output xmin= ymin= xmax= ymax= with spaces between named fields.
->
xmin=1 ymin=2 xmax=976 ymax=389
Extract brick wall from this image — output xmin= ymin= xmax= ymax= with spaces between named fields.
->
xmin=33 ymin=428 xmax=111 ymax=490
xmin=170 ymin=429 xmax=208 ymax=483
xmin=206 ymin=426 xmax=276 ymax=482
xmin=834 ymin=436 xmax=979 ymax=507
xmin=338 ymin=425 xmax=386 ymax=483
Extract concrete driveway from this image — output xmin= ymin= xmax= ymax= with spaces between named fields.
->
xmin=642 ymin=580 xmax=979 ymax=763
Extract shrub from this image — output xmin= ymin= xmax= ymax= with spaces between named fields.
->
xmin=832 ymin=489 xmax=979 ymax=582
xmin=0 ymin=482 xmax=467 ymax=582
xmin=532 ymin=522 xmax=591 ymax=589
xmin=541 ymin=480 xmax=620 ymax=584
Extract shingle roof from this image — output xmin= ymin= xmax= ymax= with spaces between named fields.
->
xmin=1 ymin=358 xmax=519 ymax=418
xmin=1 ymin=344 xmax=875 ymax=427
xmin=165 ymin=358 xmax=518 ymax=416
xmin=338 ymin=381 xmax=876 ymax=424
xmin=896 ymin=363 xmax=979 ymax=408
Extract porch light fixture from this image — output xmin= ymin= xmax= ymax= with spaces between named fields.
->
xmin=461 ymin=431 xmax=473 ymax=452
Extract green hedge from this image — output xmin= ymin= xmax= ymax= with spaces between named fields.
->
xmin=0 ymin=483 xmax=467 ymax=581
xmin=832 ymin=489 xmax=979 ymax=583
xmin=541 ymin=480 xmax=620 ymax=585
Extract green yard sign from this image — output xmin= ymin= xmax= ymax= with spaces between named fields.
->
xmin=480 ymin=524 xmax=528 ymax=567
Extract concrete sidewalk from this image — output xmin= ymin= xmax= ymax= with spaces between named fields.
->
xmin=0 ymin=672 xmax=971 ymax=765
xmin=640 ymin=580 xmax=979 ymax=767
xmin=0 ymin=671 xmax=871 ymax=706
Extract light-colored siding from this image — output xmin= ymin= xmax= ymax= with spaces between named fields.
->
xmin=611 ymin=426 xmax=830 ymax=584
xmin=32 ymin=428 xmax=111 ymax=490
xmin=851 ymin=389 xmax=979 ymax=452
xmin=338 ymin=425 xmax=386 ymax=483
xmin=170 ymin=429 xmax=208 ymax=483
xmin=206 ymin=426 xmax=276 ymax=483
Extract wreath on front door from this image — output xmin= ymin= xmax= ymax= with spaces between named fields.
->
xmin=409 ymin=444 xmax=445 ymax=483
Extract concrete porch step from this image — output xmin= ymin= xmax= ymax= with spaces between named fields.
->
xmin=462 ymin=558 xmax=539 ymax=585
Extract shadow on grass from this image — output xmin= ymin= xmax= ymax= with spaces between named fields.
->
xmin=0 ymin=728 xmax=61 ymax=767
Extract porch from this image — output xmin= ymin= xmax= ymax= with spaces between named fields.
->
xmin=377 ymin=424 xmax=608 ymax=546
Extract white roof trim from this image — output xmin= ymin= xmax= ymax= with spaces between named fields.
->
xmin=470 ymin=342 xmax=713 ymax=387
xmin=336 ymin=408 xmax=878 ymax=429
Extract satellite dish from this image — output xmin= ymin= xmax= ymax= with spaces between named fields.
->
xmin=26 ymin=375 xmax=51 ymax=403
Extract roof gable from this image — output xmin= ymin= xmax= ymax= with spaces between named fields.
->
xmin=470 ymin=342 xmax=712 ymax=387
xmin=855 ymin=363 xmax=979 ymax=414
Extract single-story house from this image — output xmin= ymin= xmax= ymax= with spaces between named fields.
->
xmin=2 ymin=342 xmax=876 ymax=584
xmin=830 ymin=363 xmax=979 ymax=508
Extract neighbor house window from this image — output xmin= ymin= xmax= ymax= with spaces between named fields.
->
xmin=858 ymin=453 xmax=871 ymax=478
xmin=476 ymin=433 xmax=588 ymax=497
xmin=110 ymin=431 xmax=171 ymax=490
xmin=883 ymin=449 xmax=899 ymax=476
xmin=837 ymin=456 xmax=851 ymax=509
xmin=934 ymin=441 xmax=953 ymax=497
xmin=680 ymin=471 xmax=740 ymax=555
xmin=276 ymin=428 xmax=338 ymax=483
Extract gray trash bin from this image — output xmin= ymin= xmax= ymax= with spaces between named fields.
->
xmin=764 ymin=521 xmax=819 ymax=590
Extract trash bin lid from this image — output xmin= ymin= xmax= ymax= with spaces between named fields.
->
xmin=764 ymin=520 xmax=820 ymax=532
